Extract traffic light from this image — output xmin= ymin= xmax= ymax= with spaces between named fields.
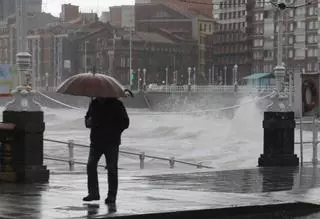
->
xmin=131 ymin=71 xmax=136 ymax=81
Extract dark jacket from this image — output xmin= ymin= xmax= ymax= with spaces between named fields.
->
xmin=85 ymin=98 xmax=129 ymax=147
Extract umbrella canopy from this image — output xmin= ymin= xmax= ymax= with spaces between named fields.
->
xmin=56 ymin=73 xmax=132 ymax=98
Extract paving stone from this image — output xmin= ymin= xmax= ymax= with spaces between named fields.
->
xmin=0 ymin=165 xmax=320 ymax=218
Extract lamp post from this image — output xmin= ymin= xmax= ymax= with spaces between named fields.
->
xmin=84 ymin=40 xmax=89 ymax=73
xmin=143 ymin=68 xmax=146 ymax=91
xmin=188 ymin=67 xmax=191 ymax=91
xmin=208 ymin=68 xmax=211 ymax=85
xmin=137 ymin=68 xmax=141 ymax=91
xmin=193 ymin=67 xmax=196 ymax=86
xmin=45 ymin=72 xmax=49 ymax=91
xmin=175 ymin=71 xmax=178 ymax=85
xmin=224 ymin=66 xmax=227 ymax=85
xmin=165 ymin=67 xmax=169 ymax=91
xmin=212 ymin=65 xmax=215 ymax=85
xmin=233 ymin=64 xmax=238 ymax=84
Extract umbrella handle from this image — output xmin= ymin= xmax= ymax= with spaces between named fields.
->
xmin=124 ymin=89 xmax=134 ymax=98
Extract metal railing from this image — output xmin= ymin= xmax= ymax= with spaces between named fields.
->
xmin=295 ymin=116 xmax=319 ymax=166
xmin=36 ymin=85 xmax=280 ymax=94
xmin=43 ymin=117 xmax=318 ymax=171
xmin=44 ymin=138 xmax=213 ymax=171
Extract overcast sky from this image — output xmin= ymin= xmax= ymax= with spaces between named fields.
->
xmin=43 ymin=0 xmax=133 ymax=17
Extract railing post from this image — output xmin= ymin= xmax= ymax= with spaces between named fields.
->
xmin=312 ymin=115 xmax=318 ymax=165
xmin=300 ymin=116 xmax=303 ymax=166
xmin=139 ymin=152 xmax=145 ymax=169
xmin=68 ymin=140 xmax=75 ymax=171
xmin=169 ymin=157 xmax=175 ymax=168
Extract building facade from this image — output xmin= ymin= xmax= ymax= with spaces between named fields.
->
xmin=0 ymin=0 xmax=15 ymax=21
xmin=109 ymin=5 xmax=135 ymax=29
xmin=251 ymin=2 xmax=319 ymax=74
xmin=135 ymin=2 xmax=214 ymax=84
xmin=74 ymin=25 xmax=197 ymax=86
xmin=212 ymin=0 xmax=254 ymax=84
xmin=61 ymin=4 xmax=80 ymax=22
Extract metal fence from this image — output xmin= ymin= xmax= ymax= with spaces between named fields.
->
xmin=36 ymin=85 xmax=279 ymax=94
xmin=296 ymin=116 xmax=319 ymax=166
xmin=44 ymin=138 xmax=213 ymax=171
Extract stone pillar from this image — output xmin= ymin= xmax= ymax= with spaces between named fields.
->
xmin=258 ymin=111 xmax=299 ymax=167
xmin=0 ymin=52 xmax=49 ymax=183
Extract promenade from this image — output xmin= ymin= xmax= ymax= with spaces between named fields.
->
xmin=1 ymin=165 xmax=320 ymax=218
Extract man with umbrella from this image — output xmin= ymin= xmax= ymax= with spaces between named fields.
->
xmin=56 ymin=70 xmax=132 ymax=204
xmin=83 ymin=97 xmax=129 ymax=204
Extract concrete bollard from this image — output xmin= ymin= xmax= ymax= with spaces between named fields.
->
xmin=258 ymin=111 xmax=299 ymax=166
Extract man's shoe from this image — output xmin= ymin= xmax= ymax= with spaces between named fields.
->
xmin=83 ymin=194 xmax=100 ymax=201
xmin=105 ymin=197 xmax=116 ymax=204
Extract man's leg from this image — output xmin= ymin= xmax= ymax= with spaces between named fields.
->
xmin=104 ymin=145 xmax=119 ymax=203
xmin=84 ymin=146 xmax=103 ymax=201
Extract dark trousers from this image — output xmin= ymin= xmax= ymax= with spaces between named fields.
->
xmin=87 ymin=145 xmax=119 ymax=199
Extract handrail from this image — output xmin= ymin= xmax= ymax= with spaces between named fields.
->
xmin=44 ymin=138 xmax=212 ymax=170
xmin=44 ymin=155 xmax=106 ymax=168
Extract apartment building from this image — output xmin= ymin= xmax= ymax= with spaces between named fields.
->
xmin=212 ymin=0 xmax=254 ymax=83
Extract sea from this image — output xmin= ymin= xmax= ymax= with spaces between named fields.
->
xmin=0 ymin=95 xmax=314 ymax=174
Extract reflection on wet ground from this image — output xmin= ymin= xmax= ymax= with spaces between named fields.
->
xmin=1 ymin=166 xmax=320 ymax=218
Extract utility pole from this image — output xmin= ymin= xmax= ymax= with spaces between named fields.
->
xmin=84 ymin=41 xmax=88 ymax=73
xmin=129 ymin=8 xmax=133 ymax=89
xmin=274 ymin=2 xmax=285 ymax=93
xmin=270 ymin=1 xmax=313 ymax=93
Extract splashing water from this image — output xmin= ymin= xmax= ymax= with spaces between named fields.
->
xmin=0 ymin=94 xmax=313 ymax=173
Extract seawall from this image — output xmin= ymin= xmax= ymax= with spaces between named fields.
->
xmin=0 ymin=91 xmax=269 ymax=112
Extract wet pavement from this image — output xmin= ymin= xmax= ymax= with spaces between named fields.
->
xmin=2 ymin=166 xmax=320 ymax=218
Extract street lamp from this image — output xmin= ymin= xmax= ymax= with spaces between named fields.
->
xmin=143 ymin=68 xmax=146 ymax=91
xmin=45 ymin=72 xmax=49 ymax=91
xmin=224 ymin=66 xmax=227 ymax=85
xmin=193 ymin=67 xmax=196 ymax=85
xmin=137 ymin=68 xmax=141 ymax=91
xmin=165 ymin=67 xmax=168 ymax=91
xmin=84 ymin=40 xmax=89 ymax=73
xmin=212 ymin=65 xmax=215 ymax=85
xmin=233 ymin=64 xmax=238 ymax=85
xmin=175 ymin=70 xmax=178 ymax=85
xmin=188 ymin=67 xmax=191 ymax=91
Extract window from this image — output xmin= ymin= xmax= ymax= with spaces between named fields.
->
xmin=155 ymin=10 xmax=170 ymax=18
xmin=307 ymin=63 xmax=312 ymax=71
xmin=253 ymin=39 xmax=263 ymax=47
xmin=307 ymin=48 xmax=317 ymax=57
xmin=296 ymin=7 xmax=305 ymax=16
xmin=308 ymin=7 xmax=314 ymax=16
xmin=289 ymin=9 xmax=294 ymax=17
xmin=296 ymin=35 xmax=305 ymax=42
xmin=289 ymin=22 xmax=294 ymax=31
xmin=120 ymin=57 xmax=126 ymax=67
xmin=296 ymin=21 xmax=305 ymax=29
xmin=288 ymin=49 xmax=293 ymax=58
xmin=288 ymin=36 xmax=294 ymax=44
xmin=253 ymin=51 xmax=263 ymax=59
xmin=254 ymin=12 xmax=263 ymax=21
xmin=308 ymin=21 xmax=318 ymax=30
xmin=264 ymin=50 xmax=273 ymax=58
xmin=295 ymin=48 xmax=305 ymax=57
xmin=308 ymin=35 xmax=317 ymax=43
